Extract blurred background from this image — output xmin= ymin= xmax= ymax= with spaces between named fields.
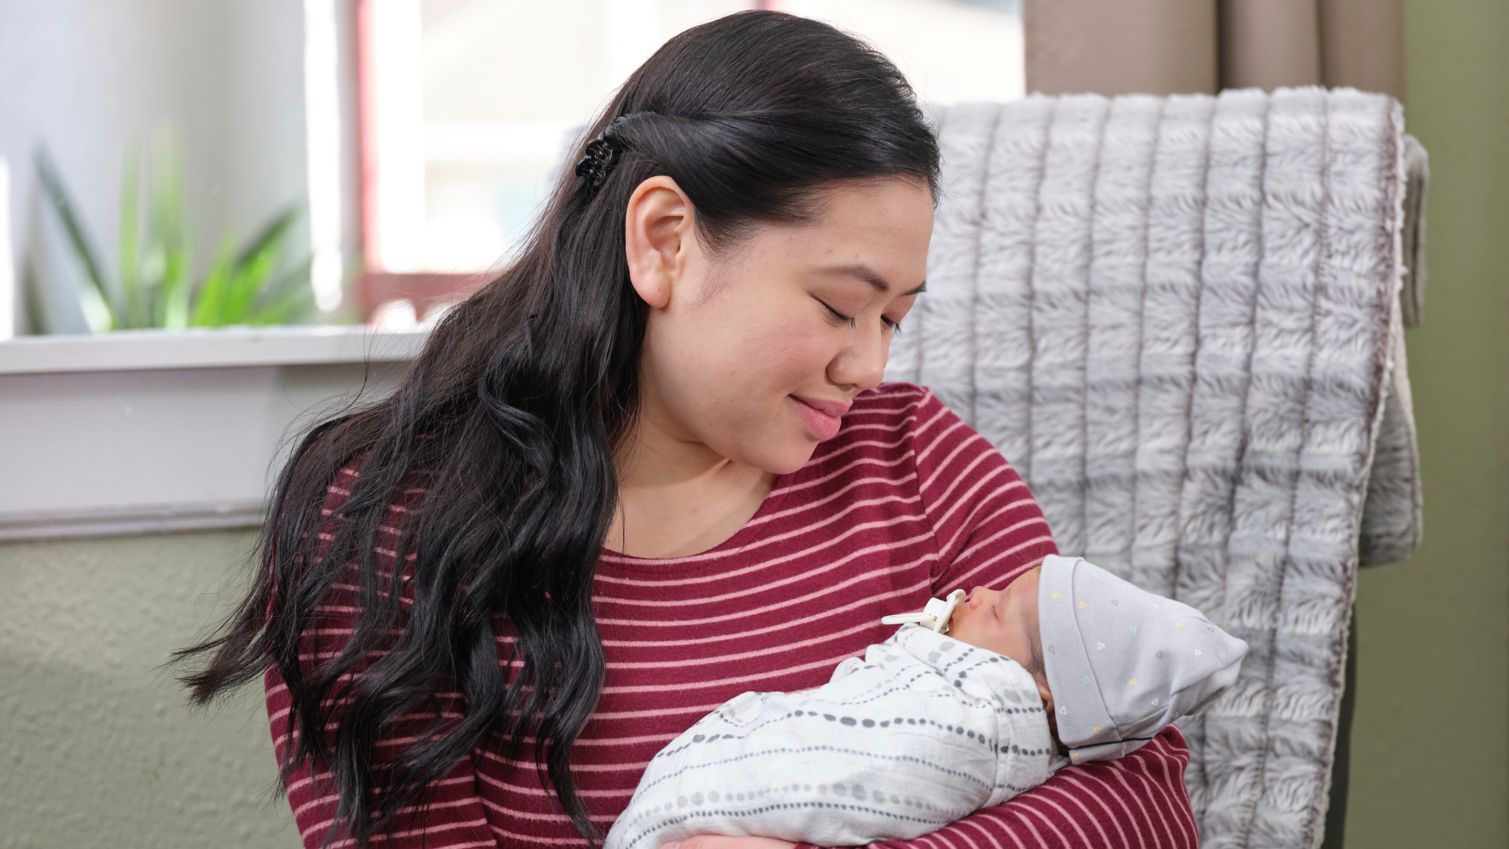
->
xmin=0 ymin=1 xmax=1503 ymax=847
xmin=1 ymin=0 xmax=1027 ymax=336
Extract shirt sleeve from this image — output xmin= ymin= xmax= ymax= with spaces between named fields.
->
xmin=263 ymin=465 xmax=500 ymax=849
xmin=787 ymin=387 xmax=1197 ymax=849
xmin=792 ymin=725 xmax=1198 ymax=849
xmin=909 ymin=386 xmax=1058 ymax=595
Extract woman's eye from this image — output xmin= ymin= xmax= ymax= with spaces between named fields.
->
xmin=822 ymin=303 xmax=858 ymax=328
xmin=821 ymin=302 xmax=903 ymax=335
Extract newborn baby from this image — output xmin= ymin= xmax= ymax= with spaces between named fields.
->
xmin=603 ymin=555 xmax=1248 ymax=849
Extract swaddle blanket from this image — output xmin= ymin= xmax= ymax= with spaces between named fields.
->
xmin=602 ymin=626 xmax=1059 ymax=849
xmin=887 ymin=86 xmax=1418 ymax=849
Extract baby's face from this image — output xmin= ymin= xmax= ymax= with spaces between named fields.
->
xmin=946 ymin=570 xmax=1040 ymax=669
xmin=945 ymin=565 xmax=1055 ymax=720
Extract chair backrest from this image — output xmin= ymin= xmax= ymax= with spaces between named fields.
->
xmin=888 ymin=86 xmax=1421 ymax=849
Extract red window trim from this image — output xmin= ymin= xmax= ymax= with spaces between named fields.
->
xmin=353 ymin=0 xmax=481 ymax=322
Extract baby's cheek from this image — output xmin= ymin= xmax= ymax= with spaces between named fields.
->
xmin=948 ymin=606 xmax=980 ymax=643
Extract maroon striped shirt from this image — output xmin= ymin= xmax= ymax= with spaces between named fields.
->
xmin=264 ymin=381 xmax=1198 ymax=848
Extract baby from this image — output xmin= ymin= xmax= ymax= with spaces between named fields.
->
xmin=603 ymin=555 xmax=1248 ymax=849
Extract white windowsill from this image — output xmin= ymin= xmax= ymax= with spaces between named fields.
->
xmin=0 ymin=326 xmax=431 ymax=542
xmin=0 ymin=325 xmax=430 ymax=374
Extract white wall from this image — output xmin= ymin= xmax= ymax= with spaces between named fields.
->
xmin=0 ymin=0 xmax=337 ymax=337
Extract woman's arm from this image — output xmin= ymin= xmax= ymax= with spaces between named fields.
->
xmin=789 ymin=724 xmax=1197 ymax=849
xmin=263 ymin=466 xmax=501 ymax=849
xmin=265 ymin=668 xmax=500 ymax=849
xmin=837 ymin=387 xmax=1199 ymax=849
xmin=666 ymin=733 xmax=1197 ymax=849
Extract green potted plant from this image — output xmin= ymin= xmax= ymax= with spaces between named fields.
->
xmin=32 ymin=134 xmax=321 ymax=333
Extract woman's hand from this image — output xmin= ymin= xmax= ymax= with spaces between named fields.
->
xmin=659 ymin=838 xmax=799 ymax=849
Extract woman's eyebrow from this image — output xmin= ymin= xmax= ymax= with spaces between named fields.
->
xmin=819 ymin=263 xmax=927 ymax=296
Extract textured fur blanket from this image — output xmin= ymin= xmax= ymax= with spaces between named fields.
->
xmin=888 ymin=87 xmax=1423 ymax=849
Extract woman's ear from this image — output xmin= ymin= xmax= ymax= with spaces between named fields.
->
xmin=624 ymin=176 xmax=694 ymax=310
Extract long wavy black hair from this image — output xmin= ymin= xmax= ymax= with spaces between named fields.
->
xmin=171 ymin=9 xmax=941 ymax=848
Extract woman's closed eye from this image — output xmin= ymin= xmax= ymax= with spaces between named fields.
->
xmin=820 ymin=301 xmax=904 ymax=334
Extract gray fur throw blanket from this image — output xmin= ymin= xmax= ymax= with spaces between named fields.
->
xmin=886 ymin=87 xmax=1422 ymax=849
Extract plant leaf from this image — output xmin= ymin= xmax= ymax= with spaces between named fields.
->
xmin=158 ymin=257 xmax=192 ymax=331
xmin=34 ymin=148 xmax=116 ymax=330
xmin=151 ymin=133 xmax=192 ymax=328
xmin=119 ymin=145 xmax=144 ymax=328
xmin=221 ymin=207 xmax=298 ymax=325
xmin=248 ymin=255 xmax=317 ymax=325
xmin=76 ymin=279 xmax=114 ymax=332
xmin=190 ymin=236 xmax=238 ymax=327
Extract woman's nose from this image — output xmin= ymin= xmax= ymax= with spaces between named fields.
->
xmin=831 ymin=323 xmax=890 ymax=392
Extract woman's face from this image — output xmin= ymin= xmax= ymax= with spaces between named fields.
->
xmin=622 ymin=176 xmax=934 ymax=479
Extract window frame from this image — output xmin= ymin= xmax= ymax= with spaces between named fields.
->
xmin=350 ymin=0 xmax=784 ymax=322
xmin=353 ymin=0 xmax=477 ymax=321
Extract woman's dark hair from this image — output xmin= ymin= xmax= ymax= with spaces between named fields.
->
xmin=171 ymin=10 xmax=941 ymax=848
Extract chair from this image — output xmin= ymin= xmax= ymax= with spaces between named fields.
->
xmin=887 ymin=87 xmax=1425 ymax=849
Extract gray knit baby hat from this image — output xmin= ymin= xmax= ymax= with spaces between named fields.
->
xmin=1038 ymin=554 xmax=1248 ymax=765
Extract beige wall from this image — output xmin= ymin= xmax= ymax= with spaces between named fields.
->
xmin=0 ymin=529 xmax=300 ymax=846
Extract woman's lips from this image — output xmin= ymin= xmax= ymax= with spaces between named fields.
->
xmin=792 ymin=395 xmax=852 ymax=418
xmin=791 ymin=396 xmax=843 ymax=440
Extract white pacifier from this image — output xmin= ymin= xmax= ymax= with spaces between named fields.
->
xmin=880 ymin=588 xmax=967 ymax=634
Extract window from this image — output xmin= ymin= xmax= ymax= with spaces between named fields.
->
xmin=355 ymin=0 xmax=1022 ymax=322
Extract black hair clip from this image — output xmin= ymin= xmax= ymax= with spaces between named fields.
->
xmin=575 ymin=137 xmax=621 ymax=193
xmin=574 ymin=114 xmax=635 ymax=194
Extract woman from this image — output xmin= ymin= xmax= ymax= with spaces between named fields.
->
xmin=174 ymin=10 xmax=1198 ymax=849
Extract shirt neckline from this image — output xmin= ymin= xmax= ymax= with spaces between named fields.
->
xmin=599 ymin=468 xmax=795 ymax=571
